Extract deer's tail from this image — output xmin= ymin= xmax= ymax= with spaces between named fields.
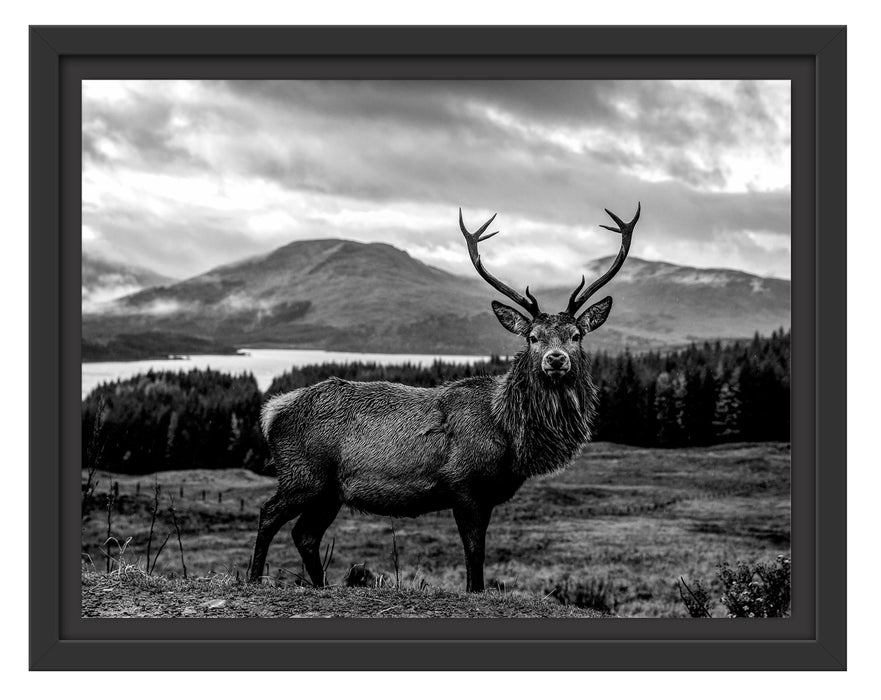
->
xmin=260 ymin=387 xmax=310 ymax=439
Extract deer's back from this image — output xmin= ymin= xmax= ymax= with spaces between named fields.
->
xmin=262 ymin=376 xmax=515 ymax=515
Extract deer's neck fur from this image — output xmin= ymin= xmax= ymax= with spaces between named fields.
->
xmin=491 ymin=349 xmax=597 ymax=478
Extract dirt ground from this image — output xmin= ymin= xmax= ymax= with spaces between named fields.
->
xmin=81 ymin=571 xmax=606 ymax=618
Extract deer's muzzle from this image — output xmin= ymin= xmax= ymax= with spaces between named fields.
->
xmin=542 ymin=350 xmax=571 ymax=378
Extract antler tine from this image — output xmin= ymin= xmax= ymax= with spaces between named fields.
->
xmin=468 ymin=210 xmax=498 ymax=239
xmin=566 ymin=275 xmax=586 ymax=312
xmin=566 ymin=202 xmax=640 ymax=317
xmin=599 ymin=207 xmax=628 ymax=231
xmin=459 ymin=209 xmax=541 ymax=317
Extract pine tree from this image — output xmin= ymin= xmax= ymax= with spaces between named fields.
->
xmin=654 ymin=371 xmax=683 ymax=446
xmin=713 ymin=368 xmax=743 ymax=441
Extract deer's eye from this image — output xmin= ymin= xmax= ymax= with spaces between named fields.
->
xmin=528 ymin=335 xmax=539 ymax=345
xmin=571 ymin=332 xmax=581 ymax=343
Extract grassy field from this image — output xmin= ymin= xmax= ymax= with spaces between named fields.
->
xmin=81 ymin=441 xmax=790 ymax=617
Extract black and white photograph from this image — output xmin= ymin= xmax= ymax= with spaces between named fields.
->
xmin=80 ymin=79 xmax=792 ymax=619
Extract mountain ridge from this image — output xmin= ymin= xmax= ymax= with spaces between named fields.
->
xmin=83 ymin=238 xmax=790 ymax=357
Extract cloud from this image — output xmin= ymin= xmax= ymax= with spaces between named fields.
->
xmin=82 ymin=79 xmax=791 ymax=282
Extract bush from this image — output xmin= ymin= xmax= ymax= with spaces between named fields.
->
xmin=677 ymin=577 xmax=712 ymax=618
xmin=717 ymin=556 xmax=791 ymax=618
xmin=679 ymin=555 xmax=791 ymax=618
xmin=343 ymin=563 xmax=377 ymax=588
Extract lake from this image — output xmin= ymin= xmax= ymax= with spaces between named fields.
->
xmin=81 ymin=347 xmax=493 ymax=399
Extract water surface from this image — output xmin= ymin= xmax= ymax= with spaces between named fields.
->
xmin=82 ymin=347 xmax=492 ymax=399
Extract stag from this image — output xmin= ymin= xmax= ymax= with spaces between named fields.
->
xmin=251 ymin=204 xmax=640 ymax=591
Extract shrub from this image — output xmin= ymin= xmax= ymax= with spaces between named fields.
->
xmin=679 ymin=555 xmax=791 ymax=618
xmin=546 ymin=576 xmax=617 ymax=615
xmin=677 ymin=577 xmax=712 ymax=618
xmin=717 ymin=556 xmax=791 ymax=618
xmin=344 ymin=563 xmax=377 ymax=588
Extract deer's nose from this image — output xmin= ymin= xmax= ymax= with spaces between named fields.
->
xmin=544 ymin=350 xmax=569 ymax=368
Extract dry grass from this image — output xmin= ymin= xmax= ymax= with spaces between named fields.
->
xmin=81 ymin=570 xmax=607 ymax=618
xmin=82 ymin=441 xmax=790 ymax=618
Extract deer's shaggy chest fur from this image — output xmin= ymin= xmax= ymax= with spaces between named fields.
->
xmin=492 ymin=350 xmax=597 ymax=478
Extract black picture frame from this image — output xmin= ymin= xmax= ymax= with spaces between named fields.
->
xmin=29 ymin=25 xmax=846 ymax=671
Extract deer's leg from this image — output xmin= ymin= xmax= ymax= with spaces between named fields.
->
xmin=250 ymin=490 xmax=300 ymax=582
xmin=292 ymin=497 xmax=342 ymax=587
xmin=453 ymin=502 xmax=493 ymax=593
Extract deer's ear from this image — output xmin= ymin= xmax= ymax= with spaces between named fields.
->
xmin=492 ymin=301 xmax=531 ymax=336
xmin=578 ymin=296 xmax=613 ymax=333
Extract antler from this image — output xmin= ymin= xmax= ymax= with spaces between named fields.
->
xmin=565 ymin=202 xmax=640 ymax=317
xmin=459 ymin=209 xmax=541 ymax=317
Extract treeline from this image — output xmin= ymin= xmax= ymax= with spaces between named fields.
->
xmin=83 ymin=369 xmax=267 ymax=475
xmin=83 ymin=331 xmax=789 ymax=474
xmin=591 ymin=329 xmax=790 ymax=446
xmin=83 ymin=331 xmax=241 ymax=362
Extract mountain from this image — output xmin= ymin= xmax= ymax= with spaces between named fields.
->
xmin=533 ymin=256 xmax=791 ymax=350
xmin=83 ymin=239 xmax=517 ymax=355
xmin=83 ymin=239 xmax=790 ymax=357
xmin=82 ymin=253 xmax=176 ymax=311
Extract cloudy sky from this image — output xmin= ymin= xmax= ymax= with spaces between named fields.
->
xmin=82 ymin=80 xmax=791 ymax=284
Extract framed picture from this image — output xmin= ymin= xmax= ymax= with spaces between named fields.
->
xmin=30 ymin=25 xmax=846 ymax=670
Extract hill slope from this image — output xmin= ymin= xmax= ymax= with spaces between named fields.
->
xmin=83 ymin=239 xmax=790 ymax=356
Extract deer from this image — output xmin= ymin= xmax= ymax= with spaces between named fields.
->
xmin=250 ymin=203 xmax=640 ymax=592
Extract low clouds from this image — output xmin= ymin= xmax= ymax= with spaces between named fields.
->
xmin=82 ymin=80 xmax=791 ymax=282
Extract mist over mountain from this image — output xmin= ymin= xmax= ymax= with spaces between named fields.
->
xmin=83 ymin=239 xmax=790 ymax=357
xmin=82 ymin=253 xmax=176 ymax=311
